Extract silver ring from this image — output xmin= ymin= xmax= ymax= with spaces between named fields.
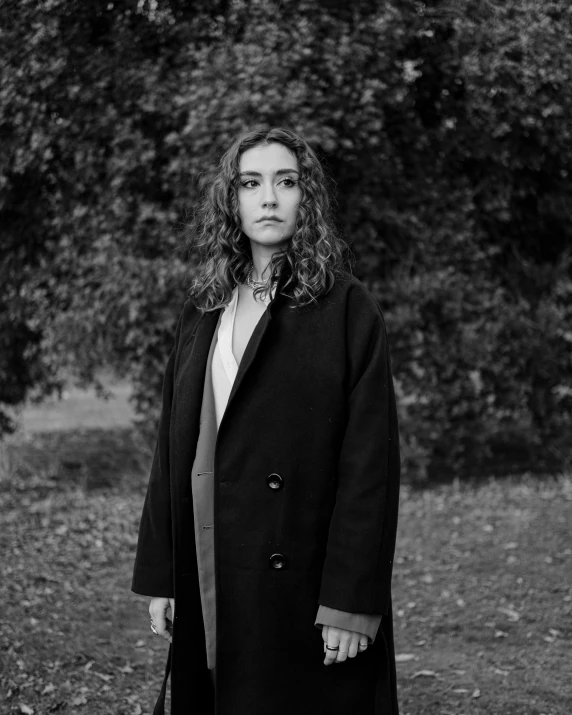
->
xmin=150 ymin=624 xmax=158 ymax=635
xmin=326 ymin=645 xmax=339 ymax=651
xmin=358 ymin=643 xmax=368 ymax=650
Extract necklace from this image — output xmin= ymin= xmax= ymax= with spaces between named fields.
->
xmin=246 ymin=263 xmax=269 ymax=290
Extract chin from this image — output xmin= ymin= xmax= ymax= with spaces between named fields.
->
xmin=251 ymin=233 xmax=291 ymax=248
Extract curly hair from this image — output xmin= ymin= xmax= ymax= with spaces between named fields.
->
xmin=186 ymin=127 xmax=352 ymax=311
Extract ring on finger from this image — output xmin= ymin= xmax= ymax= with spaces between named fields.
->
xmin=150 ymin=624 xmax=158 ymax=635
xmin=358 ymin=643 xmax=367 ymax=650
xmin=325 ymin=645 xmax=339 ymax=651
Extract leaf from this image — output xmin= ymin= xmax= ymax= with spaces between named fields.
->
xmin=19 ymin=706 xmax=34 ymax=715
xmin=498 ymin=607 xmax=520 ymax=622
xmin=411 ymin=670 xmax=437 ymax=678
xmin=42 ymin=683 xmax=56 ymax=694
xmin=71 ymin=695 xmax=87 ymax=706
xmin=472 ymin=688 xmax=481 ymax=698
xmin=395 ymin=653 xmax=417 ymax=662
xmin=92 ymin=672 xmax=113 ymax=682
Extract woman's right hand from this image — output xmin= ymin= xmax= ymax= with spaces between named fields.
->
xmin=149 ymin=597 xmax=175 ymax=643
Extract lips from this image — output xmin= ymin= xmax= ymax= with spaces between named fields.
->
xmin=258 ymin=217 xmax=283 ymax=222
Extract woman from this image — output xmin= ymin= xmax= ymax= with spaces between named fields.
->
xmin=131 ymin=127 xmax=401 ymax=715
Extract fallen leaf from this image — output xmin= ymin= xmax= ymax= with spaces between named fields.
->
xmin=92 ymin=671 xmax=113 ymax=682
xmin=19 ymin=706 xmax=34 ymax=715
xmin=498 ymin=607 xmax=520 ymax=622
xmin=395 ymin=653 xmax=417 ymax=662
xmin=472 ymin=688 xmax=481 ymax=698
xmin=71 ymin=695 xmax=87 ymax=706
xmin=42 ymin=683 xmax=56 ymax=695
xmin=452 ymin=688 xmax=469 ymax=693
xmin=411 ymin=670 xmax=437 ymax=678
xmin=118 ymin=664 xmax=134 ymax=673
xmin=503 ymin=542 xmax=518 ymax=550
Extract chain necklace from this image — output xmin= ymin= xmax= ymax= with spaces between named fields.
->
xmin=246 ymin=263 xmax=270 ymax=290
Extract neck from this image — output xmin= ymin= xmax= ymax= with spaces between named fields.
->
xmin=250 ymin=244 xmax=286 ymax=282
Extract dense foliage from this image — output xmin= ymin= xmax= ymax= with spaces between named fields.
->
xmin=1 ymin=0 xmax=571 ymax=479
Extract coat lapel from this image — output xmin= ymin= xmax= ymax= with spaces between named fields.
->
xmin=170 ymin=309 xmax=221 ymax=499
xmin=221 ymin=261 xmax=292 ymax=423
xmin=172 ymin=262 xmax=292 ymax=490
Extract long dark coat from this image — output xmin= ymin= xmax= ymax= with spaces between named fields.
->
xmin=131 ymin=267 xmax=401 ymax=715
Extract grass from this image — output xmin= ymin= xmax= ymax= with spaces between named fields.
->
xmin=1 ymin=381 xmax=570 ymax=714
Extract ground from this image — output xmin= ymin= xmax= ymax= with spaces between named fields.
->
xmin=0 ymin=381 xmax=570 ymax=714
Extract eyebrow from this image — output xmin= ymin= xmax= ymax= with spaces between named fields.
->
xmin=239 ymin=168 xmax=300 ymax=177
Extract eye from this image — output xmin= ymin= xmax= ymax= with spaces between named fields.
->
xmin=280 ymin=177 xmax=298 ymax=187
xmin=240 ymin=180 xmax=258 ymax=189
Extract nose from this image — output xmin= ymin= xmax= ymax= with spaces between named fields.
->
xmin=261 ymin=181 xmax=278 ymax=209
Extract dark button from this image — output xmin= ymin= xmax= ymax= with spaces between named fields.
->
xmin=267 ymin=473 xmax=284 ymax=490
xmin=269 ymin=553 xmax=287 ymax=570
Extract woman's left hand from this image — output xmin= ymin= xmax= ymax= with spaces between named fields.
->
xmin=322 ymin=625 xmax=368 ymax=666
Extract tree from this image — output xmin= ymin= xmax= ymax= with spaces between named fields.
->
xmin=1 ymin=0 xmax=570 ymax=478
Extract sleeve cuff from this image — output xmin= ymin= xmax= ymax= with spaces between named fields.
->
xmin=314 ymin=605 xmax=382 ymax=644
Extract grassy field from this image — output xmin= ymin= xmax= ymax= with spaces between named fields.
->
xmin=1 ymin=382 xmax=570 ymax=714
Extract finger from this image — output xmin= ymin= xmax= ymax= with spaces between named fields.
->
xmin=322 ymin=625 xmax=329 ymax=645
xmin=347 ymin=633 xmax=360 ymax=659
xmin=149 ymin=601 xmax=169 ymax=638
xmin=169 ymin=598 xmax=175 ymax=620
xmin=324 ymin=628 xmax=341 ymax=666
xmin=335 ymin=632 xmax=351 ymax=663
xmin=358 ymin=635 xmax=369 ymax=654
xmin=163 ymin=617 xmax=173 ymax=643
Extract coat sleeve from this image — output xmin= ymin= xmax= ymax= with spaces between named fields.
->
xmin=314 ymin=606 xmax=382 ymax=644
xmin=131 ymin=311 xmax=184 ymax=598
xmin=318 ymin=282 xmax=400 ymax=616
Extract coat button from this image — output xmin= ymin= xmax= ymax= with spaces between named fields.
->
xmin=269 ymin=553 xmax=287 ymax=569
xmin=267 ymin=473 xmax=284 ymax=490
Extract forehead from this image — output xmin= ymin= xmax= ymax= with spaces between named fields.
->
xmin=239 ymin=142 xmax=298 ymax=173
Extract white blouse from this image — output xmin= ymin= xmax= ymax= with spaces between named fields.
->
xmin=211 ymin=284 xmax=274 ymax=428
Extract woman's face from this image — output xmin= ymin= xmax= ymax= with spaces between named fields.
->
xmin=237 ymin=142 xmax=301 ymax=253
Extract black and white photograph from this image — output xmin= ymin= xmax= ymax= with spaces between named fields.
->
xmin=1 ymin=1 xmax=571 ymax=714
